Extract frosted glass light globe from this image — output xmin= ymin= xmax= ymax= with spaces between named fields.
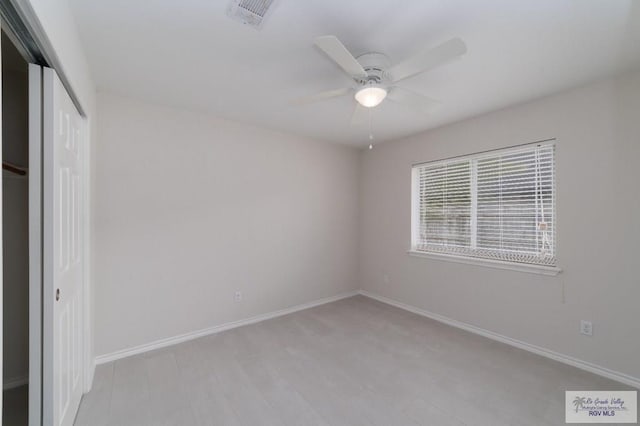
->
xmin=355 ymin=86 xmax=387 ymax=108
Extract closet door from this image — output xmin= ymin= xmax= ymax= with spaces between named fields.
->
xmin=42 ymin=67 xmax=84 ymax=426
xmin=28 ymin=63 xmax=42 ymax=426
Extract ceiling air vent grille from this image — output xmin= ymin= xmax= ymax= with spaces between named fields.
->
xmin=227 ymin=0 xmax=275 ymax=29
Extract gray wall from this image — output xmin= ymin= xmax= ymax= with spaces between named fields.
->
xmin=94 ymin=93 xmax=361 ymax=357
xmin=359 ymin=70 xmax=640 ymax=381
xmin=93 ymin=71 xmax=640 ymax=385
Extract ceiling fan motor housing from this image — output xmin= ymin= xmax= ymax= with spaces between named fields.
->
xmin=355 ymin=52 xmax=391 ymax=86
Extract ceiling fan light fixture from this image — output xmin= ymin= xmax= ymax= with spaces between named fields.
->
xmin=355 ymin=86 xmax=387 ymax=108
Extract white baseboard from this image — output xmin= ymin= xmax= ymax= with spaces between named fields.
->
xmin=93 ymin=288 xmax=639 ymax=389
xmin=95 ymin=290 xmax=359 ymax=365
xmin=3 ymin=374 xmax=28 ymax=390
xmin=85 ymin=358 xmax=96 ymax=393
xmin=359 ymin=290 xmax=640 ymax=389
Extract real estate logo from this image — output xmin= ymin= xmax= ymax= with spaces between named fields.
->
xmin=565 ymin=391 xmax=637 ymax=423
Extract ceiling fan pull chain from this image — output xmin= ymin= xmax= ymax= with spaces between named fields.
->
xmin=368 ymin=108 xmax=374 ymax=149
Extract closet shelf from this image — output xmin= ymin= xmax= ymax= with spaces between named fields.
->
xmin=2 ymin=161 xmax=27 ymax=176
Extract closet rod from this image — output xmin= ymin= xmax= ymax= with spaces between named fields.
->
xmin=2 ymin=161 xmax=27 ymax=176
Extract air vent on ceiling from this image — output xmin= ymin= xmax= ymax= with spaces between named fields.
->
xmin=227 ymin=0 xmax=275 ymax=29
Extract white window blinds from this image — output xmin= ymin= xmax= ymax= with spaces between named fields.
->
xmin=412 ymin=141 xmax=556 ymax=267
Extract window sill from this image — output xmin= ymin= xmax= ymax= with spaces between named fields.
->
xmin=407 ymin=250 xmax=562 ymax=276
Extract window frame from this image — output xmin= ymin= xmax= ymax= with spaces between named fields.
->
xmin=409 ymin=139 xmax=561 ymax=276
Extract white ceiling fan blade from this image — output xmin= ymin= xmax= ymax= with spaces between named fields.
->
xmin=292 ymin=87 xmax=353 ymax=105
xmin=314 ymin=35 xmax=368 ymax=79
xmin=388 ymin=37 xmax=467 ymax=83
xmin=387 ymin=87 xmax=441 ymax=113
xmin=350 ymin=103 xmax=370 ymax=126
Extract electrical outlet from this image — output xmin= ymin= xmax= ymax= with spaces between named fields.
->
xmin=383 ymin=274 xmax=390 ymax=284
xmin=234 ymin=291 xmax=242 ymax=303
xmin=580 ymin=320 xmax=593 ymax=336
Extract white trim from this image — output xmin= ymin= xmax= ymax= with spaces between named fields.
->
xmin=41 ymin=66 xmax=55 ymax=426
xmin=82 ymin=117 xmax=92 ymax=393
xmin=359 ymin=290 xmax=640 ymax=390
xmin=86 ymin=359 xmax=95 ymax=391
xmin=407 ymin=250 xmax=562 ymax=276
xmin=27 ymin=63 xmax=43 ymax=426
xmin=4 ymin=375 xmax=29 ymax=390
xmin=95 ymin=291 xmax=359 ymax=365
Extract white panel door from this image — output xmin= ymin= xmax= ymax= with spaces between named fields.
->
xmin=42 ymin=67 xmax=84 ymax=426
xmin=28 ymin=63 xmax=43 ymax=426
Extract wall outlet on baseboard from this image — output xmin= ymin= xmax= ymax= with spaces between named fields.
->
xmin=580 ymin=320 xmax=593 ymax=336
xmin=234 ymin=291 xmax=242 ymax=303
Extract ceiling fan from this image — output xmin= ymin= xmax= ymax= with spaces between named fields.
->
xmin=296 ymin=35 xmax=467 ymax=124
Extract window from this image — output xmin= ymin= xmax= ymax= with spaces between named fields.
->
xmin=411 ymin=141 xmax=556 ymax=268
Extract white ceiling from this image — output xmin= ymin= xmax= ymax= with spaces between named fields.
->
xmin=69 ymin=0 xmax=640 ymax=147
